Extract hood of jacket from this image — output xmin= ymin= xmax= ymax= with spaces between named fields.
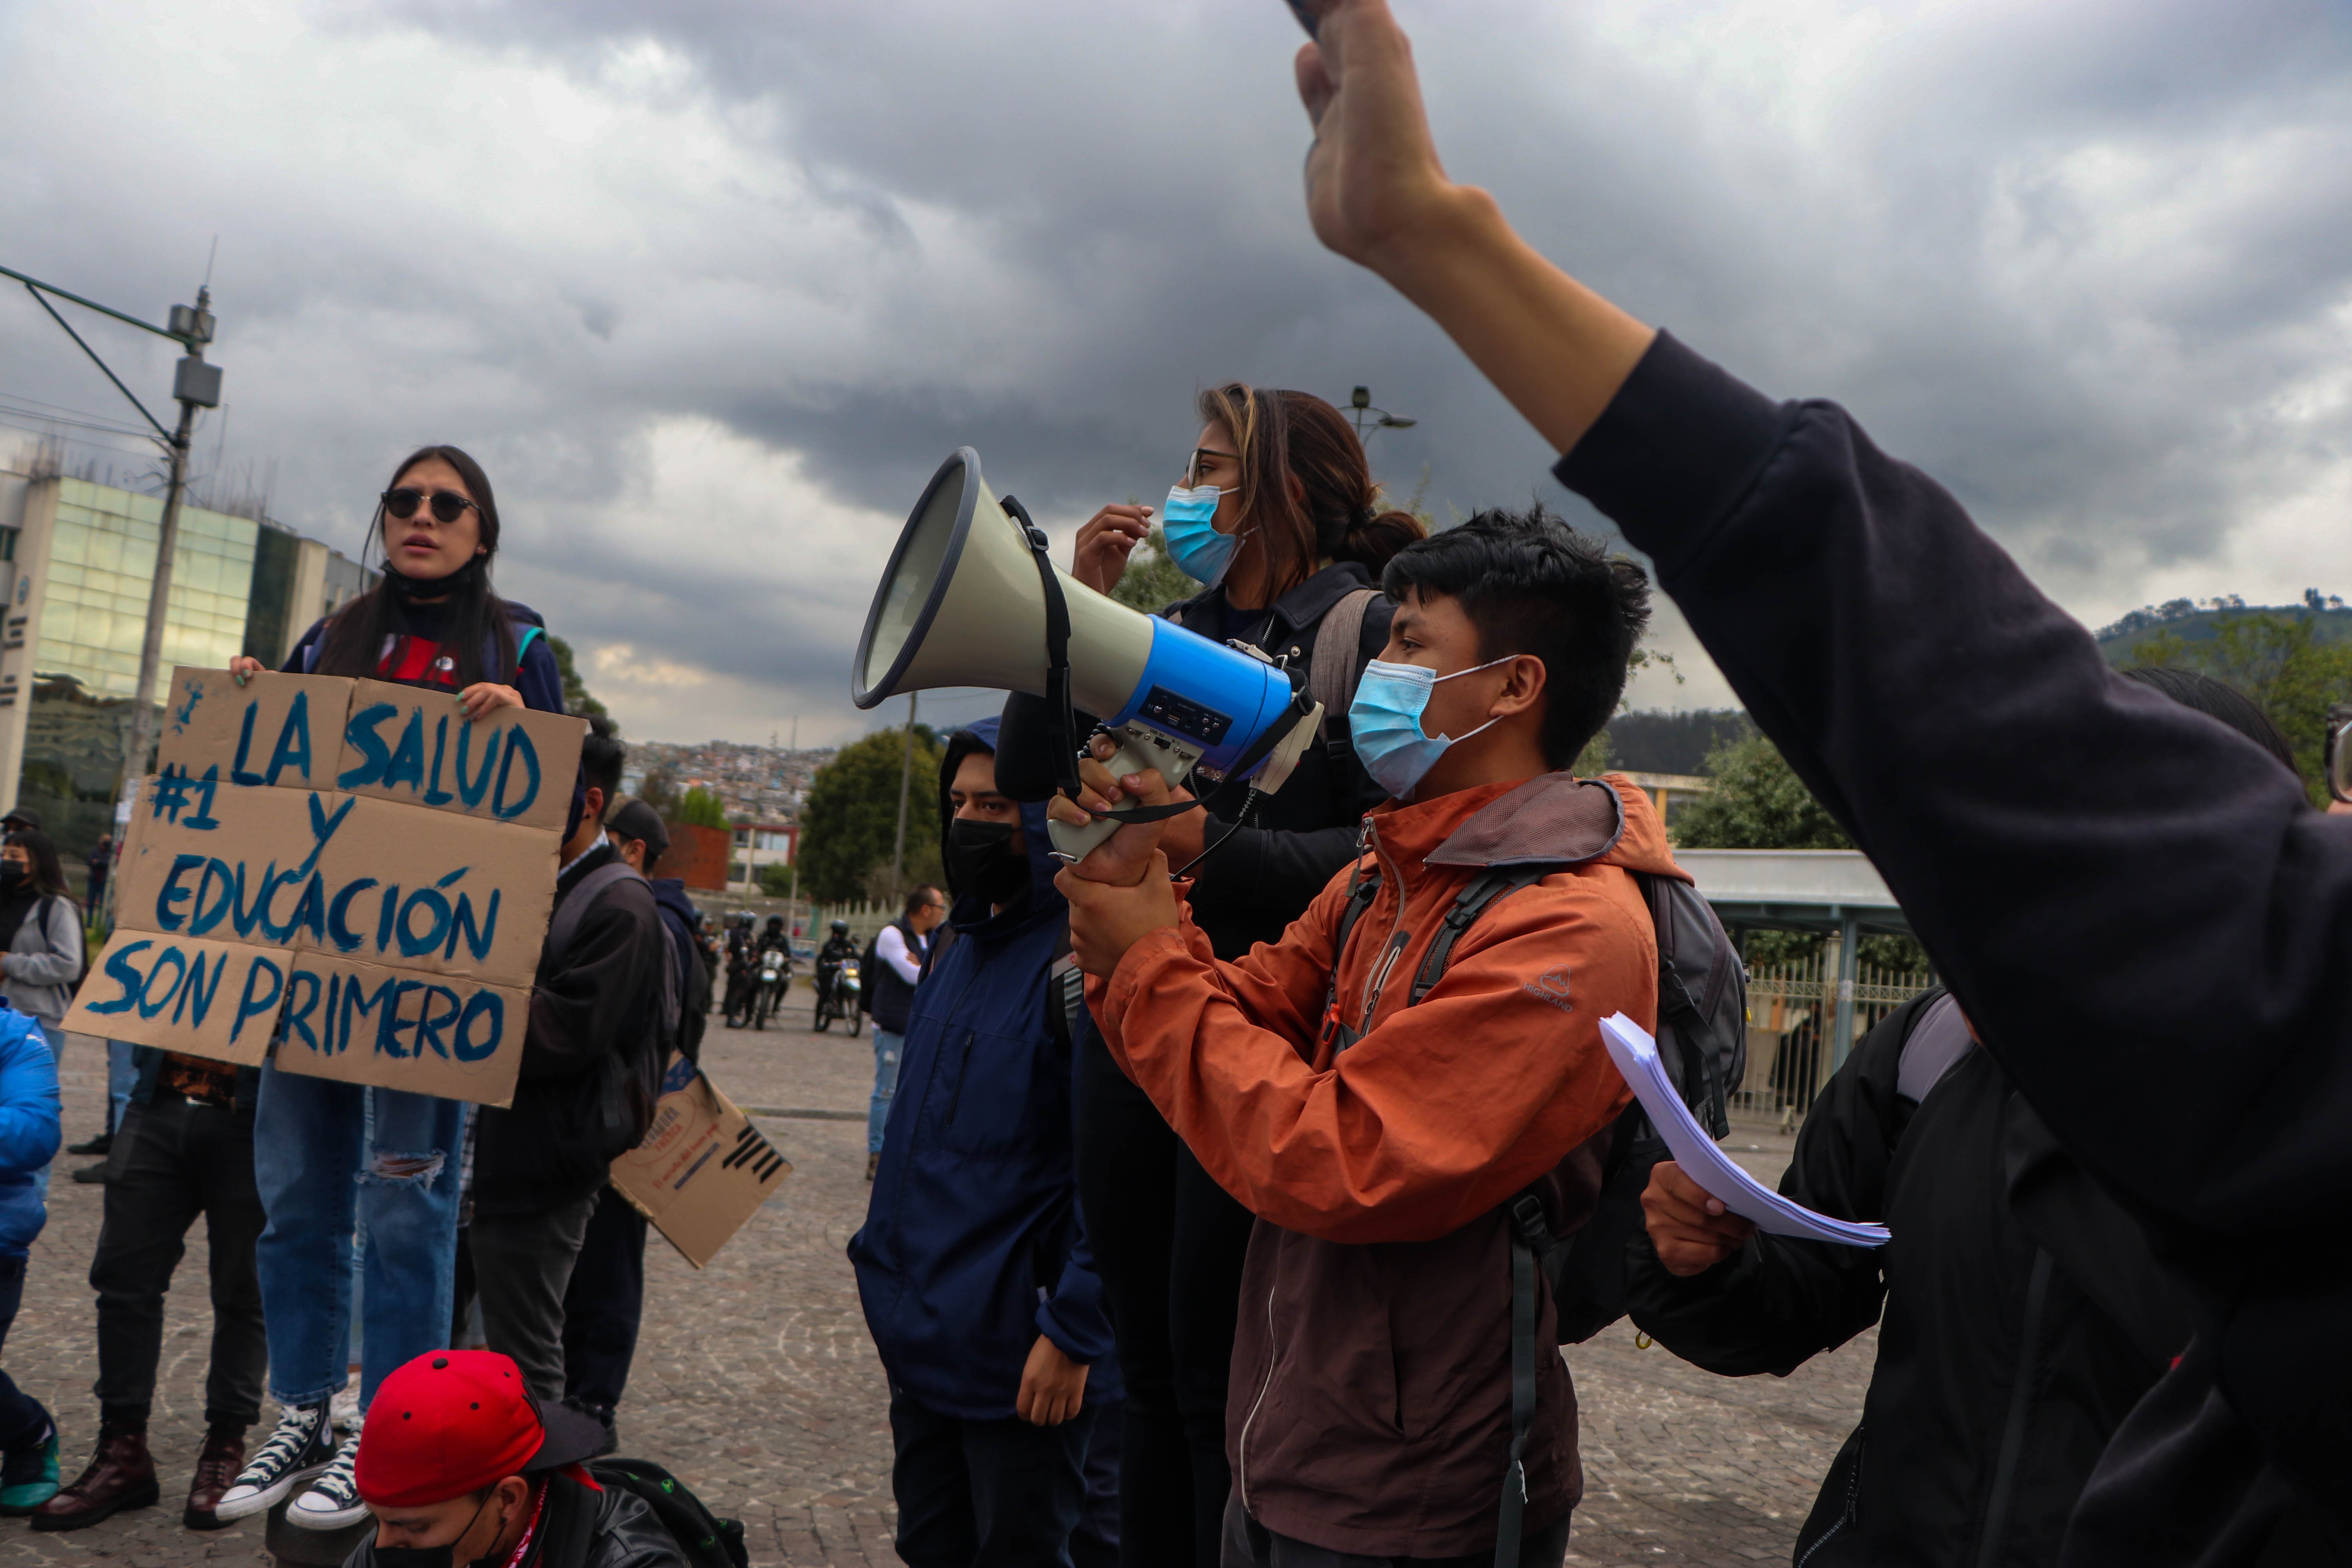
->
xmin=937 ymin=711 xmax=1067 ymax=932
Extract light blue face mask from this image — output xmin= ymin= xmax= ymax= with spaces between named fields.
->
xmin=1160 ymin=485 xmax=1241 ymax=585
xmin=1347 ymin=655 xmax=1514 ymax=800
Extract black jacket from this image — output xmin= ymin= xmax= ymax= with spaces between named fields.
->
xmin=344 ymin=1472 xmax=683 ymax=1568
xmin=1628 ymin=993 xmax=2182 ymax=1566
xmin=999 ymin=561 xmax=1392 ymax=957
xmin=1554 ymin=333 xmax=2349 ymax=1561
xmin=474 ymin=844 xmax=667 ymax=1218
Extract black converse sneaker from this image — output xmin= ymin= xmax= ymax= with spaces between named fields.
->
xmin=214 ymin=1404 xmax=331 ymax=1522
xmin=286 ymin=1436 xmax=367 ymax=1530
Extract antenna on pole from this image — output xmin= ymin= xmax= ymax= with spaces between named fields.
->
xmin=201 ymin=236 xmax=218 ymax=291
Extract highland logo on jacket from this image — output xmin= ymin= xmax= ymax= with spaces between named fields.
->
xmin=1522 ymin=965 xmax=1575 ymax=1014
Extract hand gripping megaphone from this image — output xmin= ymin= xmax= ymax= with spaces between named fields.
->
xmin=853 ymin=448 xmax=1322 ymax=861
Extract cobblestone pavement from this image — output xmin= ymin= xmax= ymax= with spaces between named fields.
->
xmin=9 ymin=1015 xmax=1868 ymax=1568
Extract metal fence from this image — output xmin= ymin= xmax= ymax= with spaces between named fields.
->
xmin=1731 ymin=955 xmax=1935 ymax=1125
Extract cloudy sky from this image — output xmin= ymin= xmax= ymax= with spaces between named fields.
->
xmin=4 ymin=0 xmax=2348 ymax=745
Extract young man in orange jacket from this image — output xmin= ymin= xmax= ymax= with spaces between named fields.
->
xmin=1057 ymin=506 xmax=1681 ymax=1566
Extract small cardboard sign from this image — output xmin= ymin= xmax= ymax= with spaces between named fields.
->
xmin=610 ymin=1054 xmax=793 ymax=1268
xmin=67 ymin=668 xmax=586 ymax=1106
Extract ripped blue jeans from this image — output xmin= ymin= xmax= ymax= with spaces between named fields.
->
xmin=254 ymin=1061 xmax=467 ymax=1409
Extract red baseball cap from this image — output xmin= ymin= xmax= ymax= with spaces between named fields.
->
xmin=354 ymin=1351 xmax=605 ymax=1507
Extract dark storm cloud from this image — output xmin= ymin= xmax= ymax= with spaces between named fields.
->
xmin=7 ymin=0 xmax=2351 ymax=740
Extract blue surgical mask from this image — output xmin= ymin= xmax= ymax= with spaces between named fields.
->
xmin=1347 ymin=656 xmax=1514 ymax=801
xmin=1160 ymin=485 xmax=1239 ymax=584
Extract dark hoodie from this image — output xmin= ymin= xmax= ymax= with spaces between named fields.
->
xmin=846 ymin=714 xmax=1120 ymax=1419
xmin=1553 ymin=332 xmax=2347 ymax=1561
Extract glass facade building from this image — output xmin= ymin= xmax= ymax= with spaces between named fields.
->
xmin=0 ymin=468 xmax=373 ymax=861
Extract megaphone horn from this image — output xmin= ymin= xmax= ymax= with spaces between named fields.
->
xmin=854 ymin=448 xmax=1321 ymax=860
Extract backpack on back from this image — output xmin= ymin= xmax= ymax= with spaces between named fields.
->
xmin=588 ymin=1457 xmax=748 ymax=1568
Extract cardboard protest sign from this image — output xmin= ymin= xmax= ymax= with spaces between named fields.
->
xmin=69 ymin=667 xmax=586 ymax=1105
xmin=610 ymin=1054 xmax=793 ymax=1268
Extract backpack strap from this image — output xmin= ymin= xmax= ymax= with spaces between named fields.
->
xmin=1495 ymin=1200 xmax=1541 ymax=1568
xmin=1407 ymin=865 xmax=1554 ymax=1005
xmin=547 ymin=861 xmax=644 ymax=963
xmin=1315 ymin=847 xmax=1382 ymax=1054
xmin=513 ymin=623 xmax=544 ymax=666
xmin=1308 ymin=587 xmax=1379 ymax=742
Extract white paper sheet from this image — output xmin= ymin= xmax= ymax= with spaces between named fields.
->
xmin=1599 ymin=1012 xmax=1889 ymax=1248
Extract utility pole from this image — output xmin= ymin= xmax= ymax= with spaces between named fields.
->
xmin=890 ymin=692 xmax=918 ymax=902
xmin=787 ymin=715 xmax=801 ymax=918
xmin=2 ymin=263 xmax=220 ymax=803
xmin=124 ymin=287 xmax=220 ymax=789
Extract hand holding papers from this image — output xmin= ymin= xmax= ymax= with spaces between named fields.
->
xmin=1599 ymin=1013 xmax=1889 ymax=1249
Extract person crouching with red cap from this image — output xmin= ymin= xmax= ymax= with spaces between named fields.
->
xmin=348 ymin=1351 xmax=682 ymax=1568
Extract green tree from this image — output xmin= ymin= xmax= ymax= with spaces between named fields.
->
xmin=1671 ymin=736 xmax=1851 ymax=851
xmin=639 ymin=762 xmax=680 ymax=815
xmin=755 ymin=862 xmax=794 ymax=897
xmin=543 ymin=635 xmax=609 ymax=722
xmin=2127 ymin=612 xmax=2352 ymax=806
xmin=1673 ymin=736 xmax=1926 ymax=972
xmin=1109 ymin=528 xmax=1196 ymax=613
xmin=673 ymin=786 xmax=729 ymax=829
xmin=797 ymin=726 xmax=947 ymax=904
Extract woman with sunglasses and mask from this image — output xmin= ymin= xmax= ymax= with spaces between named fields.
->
xmin=1029 ymin=385 xmax=1423 ymax=1566
xmin=0 ymin=829 xmax=83 ymax=1070
xmin=214 ymin=446 xmax=564 ymax=1532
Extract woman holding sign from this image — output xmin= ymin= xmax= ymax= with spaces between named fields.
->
xmin=216 ymin=445 xmax=568 ymax=1532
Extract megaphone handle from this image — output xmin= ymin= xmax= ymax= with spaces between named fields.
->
xmin=1046 ymin=724 xmax=1200 ymax=863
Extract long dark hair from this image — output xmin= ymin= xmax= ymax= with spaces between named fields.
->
xmin=311 ymin=445 xmax=518 ymax=689
xmin=5 ymin=828 xmax=74 ymax=904
xmin=1196 ymin=384 xmax=1426 ymax=599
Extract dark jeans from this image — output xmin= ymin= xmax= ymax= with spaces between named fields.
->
xmin=1074 ymin=1022 xmax=1256 ymax=1568
xmin=0 ymin=1257 xmax=49 ymax=1449
xmin=1219 ymin=1494 xmax=1573 ymax=1568
xmin=890 ymin=1385 xmax=1099 ymax=1568
xmin=560 ymin=1186 xmax=648 ymax=1416
xmin=91 ymin=1097 xmax=267 ymax=1428
xmin=468 ymin=1191 xmax=599 ymax=1401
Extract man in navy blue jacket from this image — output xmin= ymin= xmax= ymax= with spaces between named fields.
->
xmin=1279 ymin=4 xmax=2346 ymax=1560
xmin=850 ymin=714 xmax=1119 ymax=1568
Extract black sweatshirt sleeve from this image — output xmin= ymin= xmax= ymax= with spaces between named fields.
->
xmin=1626 ymin=1005 xmax=1909 ymax=1376
xmin=524 ymin=880 xmax=664 ymax=1082
xmin=1553 ymin=330 xmax=2352 ymax=1512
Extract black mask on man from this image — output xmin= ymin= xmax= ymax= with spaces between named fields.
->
xmin=372 ymin=1493 xmax=499 ymax=1568
xmin=945 ymin=818 xmax=1029 ymax=907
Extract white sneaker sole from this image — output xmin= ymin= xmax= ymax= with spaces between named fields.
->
xmin=212 ymin=1461 xmax=327 ymax=1523
xmin=286 ymin=1494 xmax=370 ymax=1531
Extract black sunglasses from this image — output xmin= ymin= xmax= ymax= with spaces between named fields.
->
xmin=382 ymin=487 xmax=481 ymax=524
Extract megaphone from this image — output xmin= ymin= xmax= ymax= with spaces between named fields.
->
xmin=854 ymin=448 xmax=1320 ymax=860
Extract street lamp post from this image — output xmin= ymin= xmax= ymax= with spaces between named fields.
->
xmin=1347 ymin=385 xmax=1417 ymax=443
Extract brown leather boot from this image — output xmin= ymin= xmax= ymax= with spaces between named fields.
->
xmin=183 ymin=1426 xmax=245 ymax=1530
xmin=29 ymin=1425 xmax=159 ymax=1532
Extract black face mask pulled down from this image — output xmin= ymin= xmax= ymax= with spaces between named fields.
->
xmin=381 ymin=552 xmax=490 ymax=603
xmin=945 ymin=818 xmax=1030 ymax=908
xmin=0 ymin=864 xmax=25 ymax=892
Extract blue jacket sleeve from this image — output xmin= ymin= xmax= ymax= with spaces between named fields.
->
xmin=0 ymin=1019 xmax=62 ymax=1177
xmin=1034 ymin=1193 xmax=1118 ymax=1370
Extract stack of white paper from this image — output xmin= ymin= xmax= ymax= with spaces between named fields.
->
xmin=1599 ymin=1013 xmax=1889 ymax=1249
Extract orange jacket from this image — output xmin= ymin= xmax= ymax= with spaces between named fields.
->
xmin=1089 ymin=772 xmax=1684 ymax=1555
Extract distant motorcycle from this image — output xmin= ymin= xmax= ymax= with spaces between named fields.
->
xmin=751 ymin=946 xmax=791 ymax=1030
xmin=815 ymin=957 xmax=862 ymax=1035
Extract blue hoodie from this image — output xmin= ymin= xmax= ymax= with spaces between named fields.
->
xmin=0 ymin=1002 xmax=61 ymax=1259
xmin=848 ymin=714 xmax=1120 ymax=1419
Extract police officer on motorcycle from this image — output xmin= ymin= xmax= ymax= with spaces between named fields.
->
xmin=814 ymin=920 xmax=857 ymax=1015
